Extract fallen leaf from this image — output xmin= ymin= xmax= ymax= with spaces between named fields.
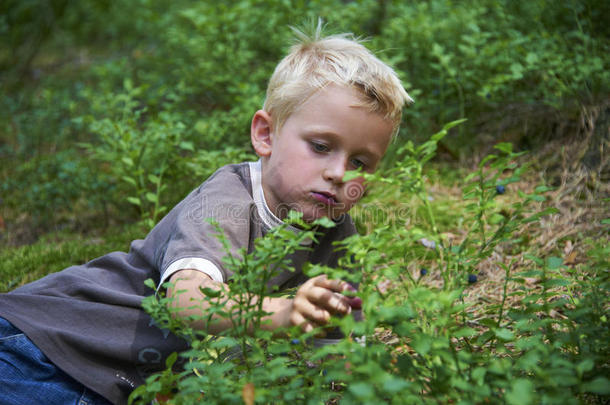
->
xmin=242 ymin=382 xmax=255 ymax=405
xmin=564 ymin=250 xmax=578 ymax=265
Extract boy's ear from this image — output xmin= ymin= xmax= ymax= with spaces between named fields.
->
xmin=251 ymin=110 xmax=273 ymax=157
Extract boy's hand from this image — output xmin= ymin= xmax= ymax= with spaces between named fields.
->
xmin=290 ymin=275 xmax=355 ymax=333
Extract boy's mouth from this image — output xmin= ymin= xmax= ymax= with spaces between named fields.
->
xmin=311 ymin=191 xmax=338 ymax=206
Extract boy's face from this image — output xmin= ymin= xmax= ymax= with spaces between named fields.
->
xmin=252 ymin=85 xmax=394 ymax=222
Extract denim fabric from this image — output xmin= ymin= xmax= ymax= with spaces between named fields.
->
xmin=0 ymin=317 xmax=112 ymax=405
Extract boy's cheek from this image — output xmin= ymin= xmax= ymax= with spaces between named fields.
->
xmin=344 ymin=181 xmax=366 ymax=203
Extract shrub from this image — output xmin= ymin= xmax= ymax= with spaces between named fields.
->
xmin=130 ymin=132 xmax=609 ymax=404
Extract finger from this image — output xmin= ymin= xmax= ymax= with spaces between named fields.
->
xmin=313 ymin=276 xmax=352 ymax=293
xmin=306 ymin=286 xmax=351 ymax=315
xmin=293 ymin=295 xmax=332 ymax=324
xmin=315 ymin=278 xmax=360 ymax=311
xmin=289 ymin=311 xmax=321 ymax=333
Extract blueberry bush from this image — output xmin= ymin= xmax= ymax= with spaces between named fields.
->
xmin=130 ymin=127 xmax=608 ymax=404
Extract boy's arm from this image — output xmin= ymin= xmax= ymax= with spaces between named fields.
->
xmin=167 ymin=269 xmax=353 ymax=335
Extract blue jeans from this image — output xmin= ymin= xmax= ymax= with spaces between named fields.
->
xmin=0 ymin=316 xmax=112 ymax=405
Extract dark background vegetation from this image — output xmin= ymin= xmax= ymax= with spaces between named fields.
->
xmin=1 ymin=0 xmax=608 ymax=248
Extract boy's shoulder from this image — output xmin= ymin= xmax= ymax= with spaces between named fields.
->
xmin=198 ymin=161 xmax=253 ymax=197
xmin=182 ymin=161 xmax=256 ymax=214
xmin=170 ymin=161 xmax=258 ymax=231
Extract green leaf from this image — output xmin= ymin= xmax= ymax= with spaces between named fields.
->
xmin=122 ymin=157 xmax=135 ymax=167
xmin=199 ymin=287 xmax=221 ymax=298
xmin=453 ymin=327 xmax=476 ymax=338
xmin=495 ymin=328 xmax=515 ymax=341
xmin=463 ymin=172 xmax=477 ymax=182
xmin=145 ymin=192 xmax=158 ymax=203
xmin=479 ymin=154 xmax=497 ymax=168
xmin=525 ymin=52 xmax=539 ymax=65
xmin=127 ymin=197 xmax=141 ymax=206
xmin=148 ymin=174 xmax=160 ymax=184
xmin=382 ymin=376 xmax=410 ymax=393
xmin=412 ymin=335 xmax=431 ymax=355
xmin=165 ymin=351 xmax=178 ymax=368
xmin=343 ymin=169 xmax=362 ymax=182
xmin=505 ymin=378 xmax=534 ymax=405
xmin=547 ymin=257 xmax=563 ymax=270
xmin=510 ymin=63 xmax=524 ymax=79
xmin=348 ymin=382 xmax=374 ymax=398
xmin=582 ymin=377 xmax=610 ymax=395
xmin=543 ymin=278 xmax=570 ymax=288
xmin=123 ymin=78 xmax=133 ymax=91
xmin=534 ymin=185 xmax=554 ymax=193
xmin=494 ymin=142 xmax=513 ymax=154
xmin=122 ymin=176 xmax=137 ymax=186
xmin=528 ymin=194 xmax=546 ymax=202
xmin=576 ymin=358 xmax=594 ymax=377
xmin=179 ymin=141 xmax=195 ymax=151
xmin=313 ymin=216 xmax=336 ymax=229
xmin=472 ymin=367 xmax=486 ymax=384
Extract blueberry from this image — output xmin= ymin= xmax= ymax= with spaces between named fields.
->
xmin=468 ymin=274 xmax=478 ymax=284
xmin=347 ymin=296 xmax=362 ymax=310
xmin=496 ymin=185 xmax=506 ymax=195
xmin=291 ymin=338 xmax=300 ymax=345
xmin=420 ymin=268 xmax=428 ymax=276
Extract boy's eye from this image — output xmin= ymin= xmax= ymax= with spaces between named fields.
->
xmin=311 ymin=142 xmax=329 ymax=153
xmin=350 ymin=158 xmax=366 ymax=169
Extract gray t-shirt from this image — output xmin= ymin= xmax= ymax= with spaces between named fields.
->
xmin=0 ymin=161 xmax=357 ymax=405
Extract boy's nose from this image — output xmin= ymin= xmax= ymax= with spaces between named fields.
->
xmin=323 ymin=159 xmax=347 ymax=184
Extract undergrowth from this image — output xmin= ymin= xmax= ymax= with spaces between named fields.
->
xmin=2 ymin=0 xmax=608 ymax=245
xmin=128 ymin=125 xmax=609 ymax=404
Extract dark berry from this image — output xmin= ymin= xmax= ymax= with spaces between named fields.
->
xmin=291 ymin=338 xmax=300 ymax=345
xmin=347 ymin=296 xmax=362 ymax=310
xmin=420 ymin=268 xmax=428 ymax=276
xmin=468 ymin=274 xmax=478 ymax=284
xmin=496 ymin=185 xmax=506 ymax=195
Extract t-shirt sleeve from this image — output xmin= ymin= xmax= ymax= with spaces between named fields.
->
xmin=150 ymin=166 xmax=255 ymax=286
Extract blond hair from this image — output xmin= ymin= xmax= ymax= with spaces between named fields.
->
xmin=263 ymin=25 xmax=413 ymax=135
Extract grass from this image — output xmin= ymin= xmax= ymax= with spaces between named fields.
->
xmin=0 ymin=222 xmax=147 ymax=293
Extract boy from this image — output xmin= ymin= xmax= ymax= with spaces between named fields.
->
xmin=0 ymin=30 xmax=411 ymax=404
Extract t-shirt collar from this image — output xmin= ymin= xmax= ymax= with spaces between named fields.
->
xmin=249 ymin=160 xmax=312 ymax=245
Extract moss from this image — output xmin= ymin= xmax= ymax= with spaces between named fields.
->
xmin=0 ymin=222 xmax=146 ymax=293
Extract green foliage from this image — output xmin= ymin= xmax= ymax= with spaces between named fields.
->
xmin=2 ymin=0 xmax=608 ymax=236
xmin=77 ymin=80 xmax=197 ymax=229
xmin=1 ymin=149 xmax=100 ymax=221
xmin=131 ymin=137 xmax=609 ymax=404
xmin=378 ymin=0 xmax=609 ymax=147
